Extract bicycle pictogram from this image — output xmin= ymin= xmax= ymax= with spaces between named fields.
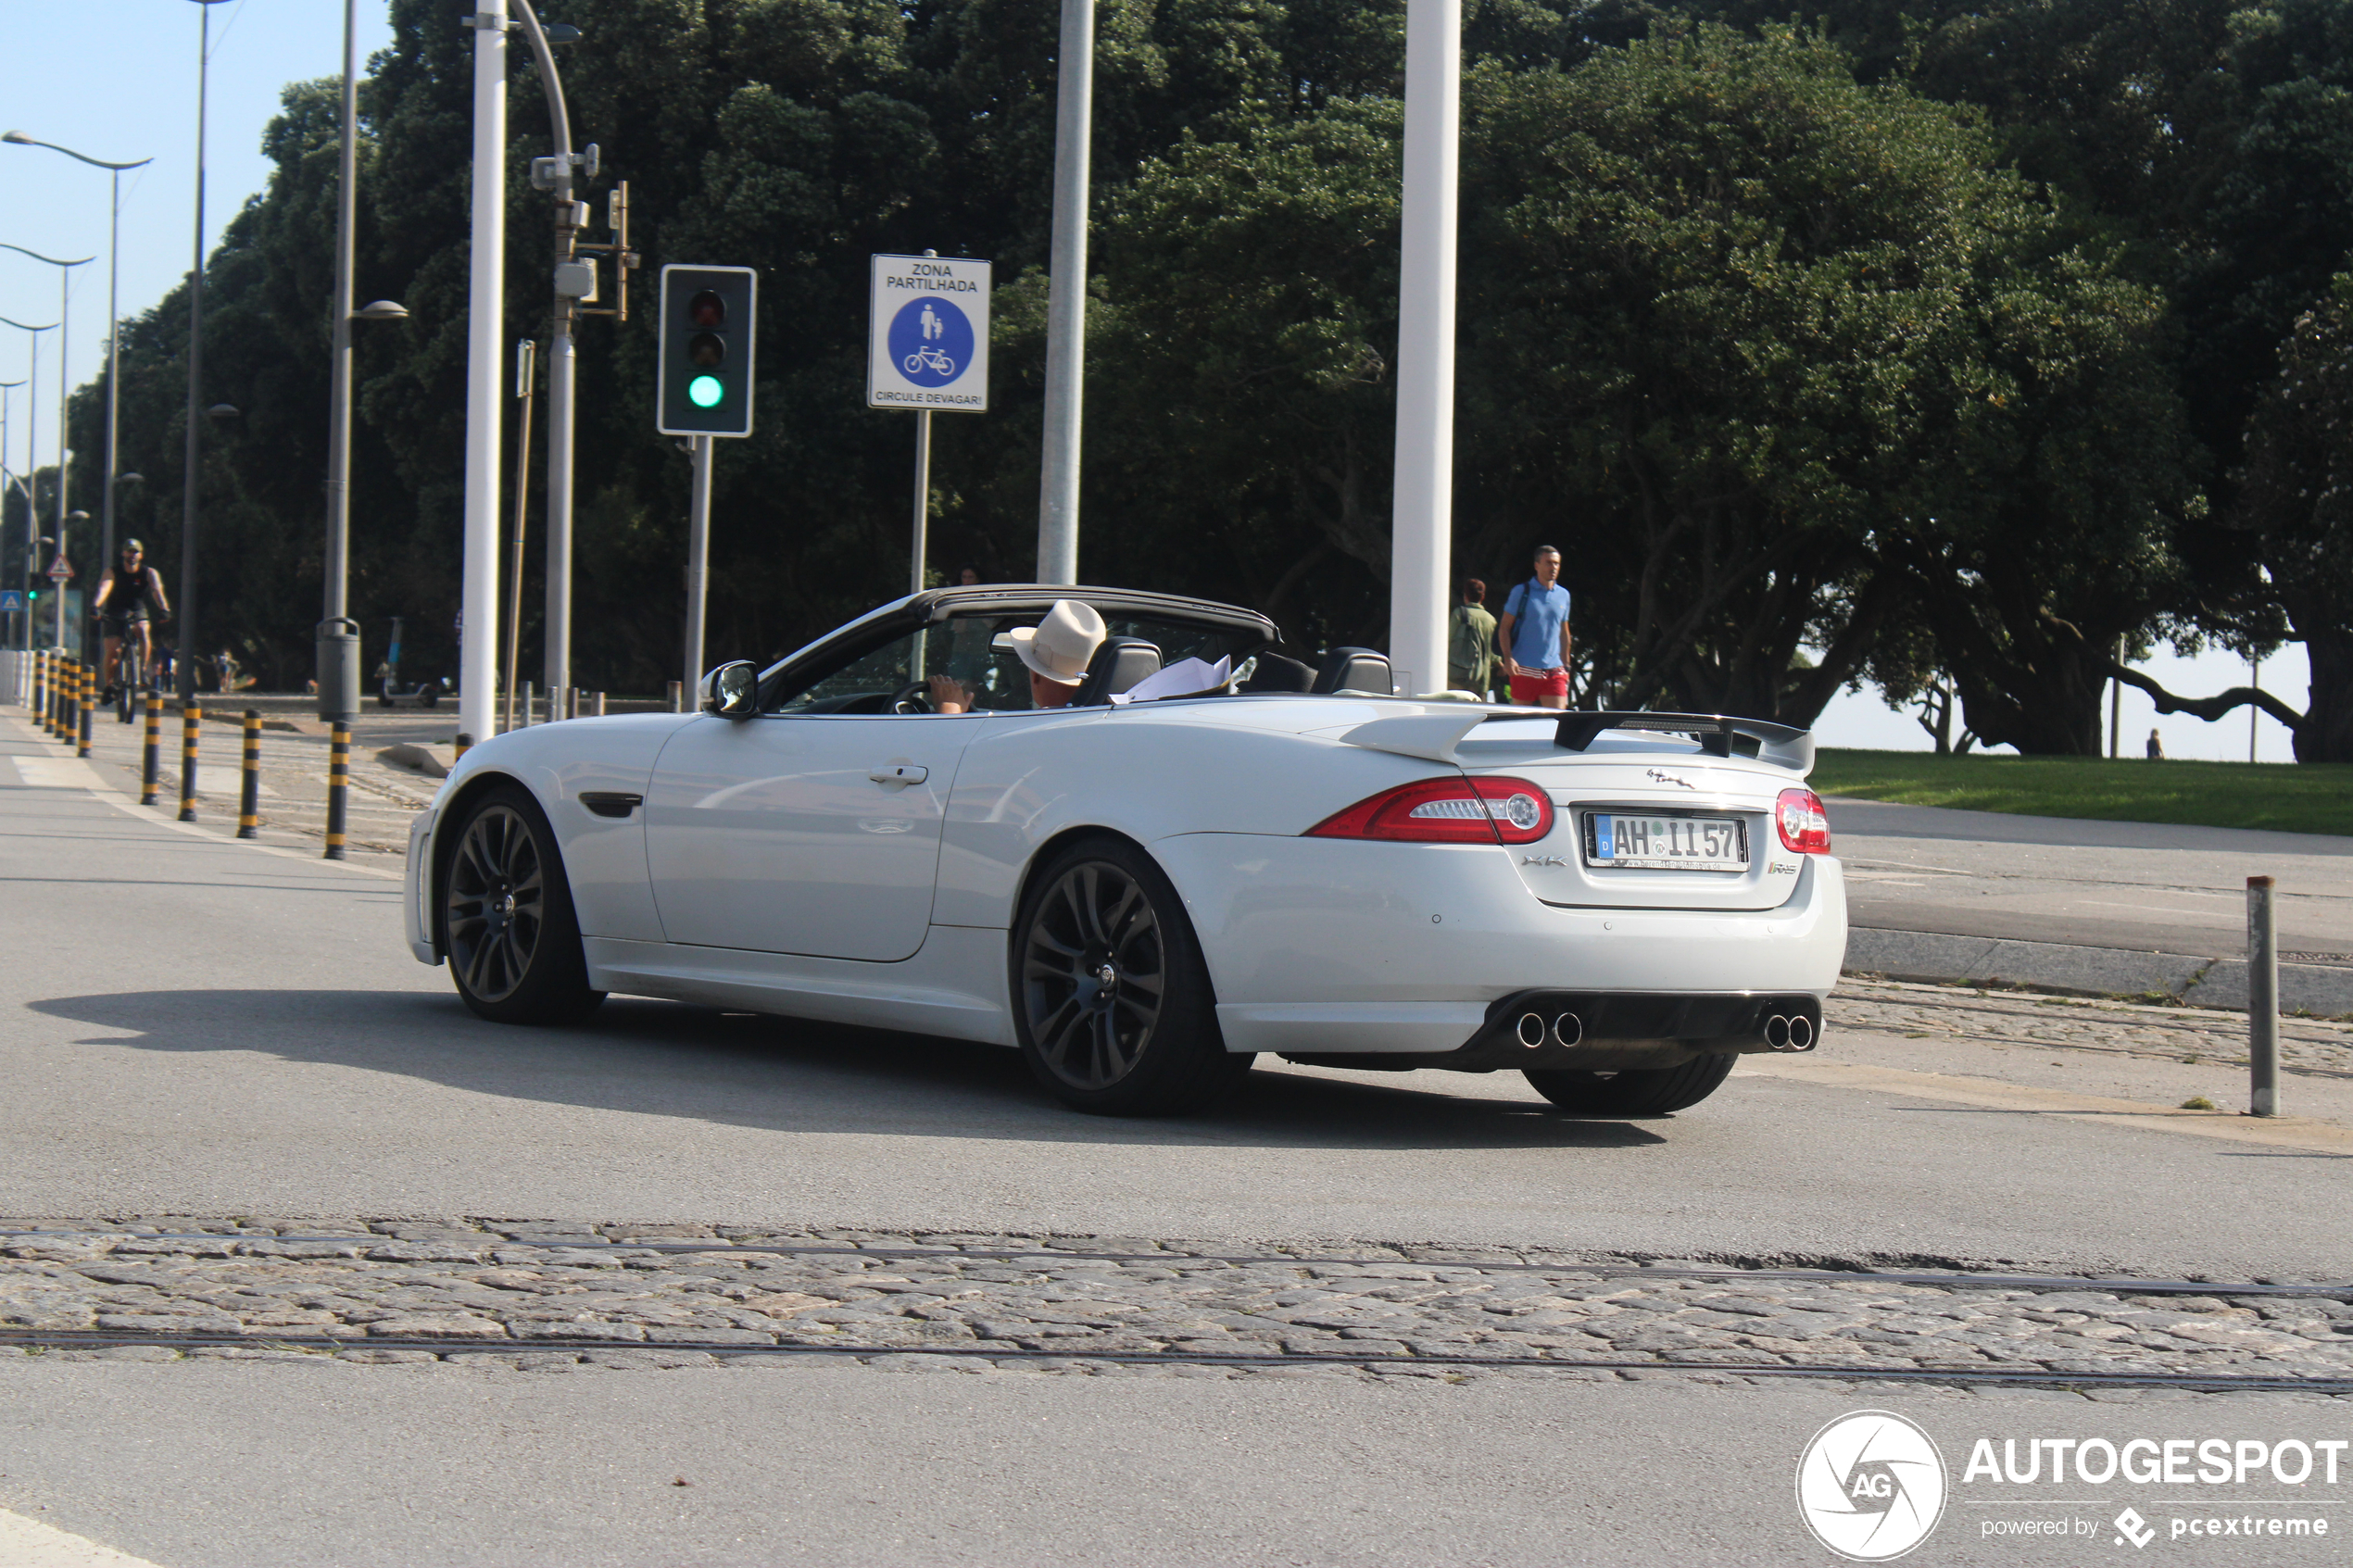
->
xmin=902 ymin=345 xmax=957 ymax=377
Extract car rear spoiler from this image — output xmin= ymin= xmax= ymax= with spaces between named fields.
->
xmin=1339 ymin=708 xmax=1814 ymax=772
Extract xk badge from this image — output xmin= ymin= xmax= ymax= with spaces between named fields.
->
xmin=1797 ymin=1411 xmax=1948 ymax=1561
xmin=1520 ymin=855 xmax=1567 ymax=868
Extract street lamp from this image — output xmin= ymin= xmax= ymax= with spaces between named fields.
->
xmin=320 ymin=0 xmax=411 ymax=722
xmin=0 ymin=315 xmax=58 ymax=650
xmin=0 ymin=375 xmax=19 ymax=647
xmin=0 ymin=246 xmax=96 ymax=655
xmin=2 ymin=133 xmax=155 ymax=607
xmin=176 ymin=0 xmax=236 ymax=703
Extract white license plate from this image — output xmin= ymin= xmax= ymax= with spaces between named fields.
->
xmin=1584 ymin=813 xmax=1748 ymax=872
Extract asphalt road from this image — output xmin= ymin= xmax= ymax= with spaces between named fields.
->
xmin=1832 ymin=798 xmax=2353 ymax=959
xmin=4 ymin=719 xmax=2346 ymax=1277
xmin=4 ymin=1358 xmax=2343 ymax=1568
xmin=7 ymin=712 xmax=2353 ymax=1568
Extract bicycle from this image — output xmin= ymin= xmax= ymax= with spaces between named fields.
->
xmin=901 ymin=345 xmax=955 ymax=377
xmin=100 ymin=615 xmax=156 ymax=722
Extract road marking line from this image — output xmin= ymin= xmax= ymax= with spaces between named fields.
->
xmin=1736 ymin=1053 xmax=2353 ymax=1153
xmin=0 ymin=1508 xmax=167 ymax=1568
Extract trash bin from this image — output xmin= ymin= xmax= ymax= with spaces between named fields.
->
xmin=316 ymin=617 xmax=362 ymax=723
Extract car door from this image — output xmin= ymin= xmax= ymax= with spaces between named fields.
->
xmin=644 ymin=711 xmax=979 ymax=960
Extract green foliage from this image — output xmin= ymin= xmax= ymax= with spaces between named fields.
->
xmin=1811 ymin=746 xmax=2353 ymax=836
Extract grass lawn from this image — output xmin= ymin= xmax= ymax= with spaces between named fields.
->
xmin=1810 ymin=748 xmax=2353 ymax=837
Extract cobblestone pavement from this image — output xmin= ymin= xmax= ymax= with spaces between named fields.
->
xmin=3 ymin=1221 xmax=2348 ymax=1391
xmin=1832 ymin=977 xmax=2353 ymax=1076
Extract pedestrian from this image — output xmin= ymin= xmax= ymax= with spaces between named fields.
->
xmin=1447 ymin=578 xmax=1499 ymax=697
xmin=2145 ymin=728 xmax=2164 ymax=761
xmin=1496 ymin=546 xmax=1573 ymax=709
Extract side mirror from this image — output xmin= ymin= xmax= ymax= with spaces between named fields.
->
xmin=698 ymin=660 xmax=759 ymax=719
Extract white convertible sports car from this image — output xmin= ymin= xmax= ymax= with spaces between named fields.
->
xmin=403 ymin=584 xmax=1845 ymax=1116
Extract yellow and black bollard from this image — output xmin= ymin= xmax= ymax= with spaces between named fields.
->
xmin=324 ymin=720 xmax=350 ymax=860
xmin=76 ymin=662 xmax=92 ymax=758
xmin=178 ymin=701 xmax=201 ymax=822
xmin=31 ymin=651 xmax=46 ymax=734
xmin=236 ymin=709 xmax=261 ymax=839
xmin=455 ymin=731 xmax=472 ymax=759
xmin=62 ymin=659 xmax=81 ymax=747
xmin=141 ymin=691 xmax=162 ymax=805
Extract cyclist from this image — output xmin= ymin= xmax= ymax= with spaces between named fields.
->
xmin=91 ymin=538 xmax=170 ymax=703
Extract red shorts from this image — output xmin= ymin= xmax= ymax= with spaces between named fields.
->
xmin=1509 ymin=667 xmax=1568 ymax=703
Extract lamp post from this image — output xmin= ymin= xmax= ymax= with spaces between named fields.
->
xmin=318 ymin=0 xmax=410 ymax=722
xmin=0 ymin=247 xmax=94 ymax=658
xmin=1036 ymin=0 xmax=1094 ymax=585
xmin=3 ymin=134 xmax=154 ymax=605
xmin=0 ymin=376 xmax=19 ymax=648
xmin=178 ymin=0 xmax=234 ymax=702
xmin=0 ymin=316 xmax=57 ymax=648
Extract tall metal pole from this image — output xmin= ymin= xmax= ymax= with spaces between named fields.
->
xmin=101 ymin=167 xmax=121 ymax=583
xmin=513 ymin=0 xmax=582 ymax=707
xmin=54 ymin=266 xmax=70 ymax=658
xmin=322 ymin=0 xmax=359 ymax=633
xmin=1035 ymin=0 xmax=1093 ymax=585
xmin=459 ymin=0 xmax=510 ymax=747
xmin=0 ymin=321 xmax=56 ymax=641
xmin=178 ymin=2 xmax=227 ymax=704
xmin=1388 ymin=0 xmax=1462 ymax=701
xmin=2247 ymin=875 xmax=2278 ymax=1117
xmin=911 ymin=409 xmax=932 ymax=596
xmin=683 ymin=435 xmax=711 ymax=697
xmin=0 ymin=377 xmax=16 ymax=647
xmin=504 ymin=339 xmax=536 ymax=734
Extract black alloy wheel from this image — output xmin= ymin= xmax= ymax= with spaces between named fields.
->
xmin=442 ymin=784 xmax=603 ymax=1024
xmin=1522 ymin=1052 xmax=1736 ymax=1117
xmin=1013 ymin=838 xmax=1250 ymax=1115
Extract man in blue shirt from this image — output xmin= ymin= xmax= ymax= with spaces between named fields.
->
xmin=1496 ymin=545 xmax=1573 ymax=709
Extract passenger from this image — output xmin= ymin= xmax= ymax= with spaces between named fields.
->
xmin=929 ymin=599 xmax=1105 ymax=714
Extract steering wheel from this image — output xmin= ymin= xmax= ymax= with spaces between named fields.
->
xmin=888 ymin=681 xmax=932 ymax=715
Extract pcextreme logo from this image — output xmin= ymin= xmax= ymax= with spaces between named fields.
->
xmin=1797 ymin=1410 xmax=1950 ymax=1562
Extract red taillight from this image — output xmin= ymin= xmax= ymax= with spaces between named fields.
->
xmin=1307 ymin=776 xmax=1554 ymax=847
xmin=1776 ymin=787 xmax=1831 ymax=853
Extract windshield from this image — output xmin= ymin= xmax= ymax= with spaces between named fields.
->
xmin=770 ymin=608 xmax=1269 ymax=714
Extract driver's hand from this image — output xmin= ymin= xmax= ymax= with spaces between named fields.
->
xmin=927 ymin=673 xmax=969 ymax=714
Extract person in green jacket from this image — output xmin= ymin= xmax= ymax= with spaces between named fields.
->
xmin=1448 ymin=578 xmax=1500 ymax=697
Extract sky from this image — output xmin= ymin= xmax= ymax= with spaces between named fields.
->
xmin=0 ymin=1 xmax=396 ymax=478
xmin=0 ymin=4 xmax=2321 ymax=751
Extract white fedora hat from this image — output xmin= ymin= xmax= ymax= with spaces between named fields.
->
xmin=1000 ymin=599 xmax=1105 ymax=686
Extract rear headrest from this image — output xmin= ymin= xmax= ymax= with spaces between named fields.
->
xmin=1073 ymin=637 xmax=1163 ymax=706
xmin=1238 ymin=652 xmax=1315 ymax=694
xmin=1311 ymin=646 xmax=1393 ymax=696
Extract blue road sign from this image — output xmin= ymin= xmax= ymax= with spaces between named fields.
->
xmin=0 ymin=590 xmax=23 ymax=613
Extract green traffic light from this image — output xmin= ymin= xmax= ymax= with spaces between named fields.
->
xmin=688 ymin=374 xmax=724 ymax=408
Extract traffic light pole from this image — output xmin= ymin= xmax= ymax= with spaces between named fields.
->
xmin=458 ymin=0 xmax=510 ymax=751
xmin=683 ymin=435 xmax=711 ymax=703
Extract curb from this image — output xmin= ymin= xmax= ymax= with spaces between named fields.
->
xmin=1844 ymin=927 xmax=2353 ymax=1018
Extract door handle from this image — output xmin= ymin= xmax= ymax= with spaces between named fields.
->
xmin=869 ymin=763 xmax=928 ymax=786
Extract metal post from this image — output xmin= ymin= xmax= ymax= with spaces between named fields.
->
xmin=2247 ymin=875 xmax=2279 ymax=1117
xmin=236 ymin=709 xmax=259 ymax=838
xmin=665 ymin=680 xmax=683 ymax=714
xmin=512 ymin=0 xmax=582 ymax=707
xmin=321 ymin=0 xmax=360 ymax=707
xmin=2249 ymin=653 xmax=2260 ymax=764
xmin=76 ymin=660 xmax=91 ymax=756
xmin=141 ymin=690 xmax=160 ymax=804
xmin=459 ymin=0 xmax=510 ymax=750
xmin=324 ymin=719 xmax=349 ymax=859
xmin=503 ymin=339 xmax=536 ymax=735
xmin=54 ymin=270 xmax=70 ymax=661
xmin=1035 ymin=0 xmax=1094 ymax=585
xmin=911 ymin=408 xmax=932 ymax=596
xmin=1388 ymin=0 xmax=1462 ymax=702
xmin=101 ymin=166 xmax=122 ymax=594
xmin=177 ymin=699 xmax=199 ymax=821
xmin=178 ymin=3 xmax=220 ymax=704
xmin=683 ymin=434 xmax=711 ymax=695
xmin=62 ymin=659 xmax=78 ymax=747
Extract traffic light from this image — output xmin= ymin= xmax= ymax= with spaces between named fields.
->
xmin=657 ymin=264 xmax=758 ymax=437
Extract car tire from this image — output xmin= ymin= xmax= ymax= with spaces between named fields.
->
xmin=441 ymin=784 xmax=606 ymax=1025
xmin=1011 ymin=836 xmax=1252 ymax=1116
xmin=1523 ymin=1052 xmax=1736 ymax=1117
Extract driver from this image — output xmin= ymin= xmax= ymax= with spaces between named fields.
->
xmin=929 ymin=599 xmax=1104 ymax=713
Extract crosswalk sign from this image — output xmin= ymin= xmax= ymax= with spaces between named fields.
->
xmin=0 ymin=590 xmax=23 ymax=612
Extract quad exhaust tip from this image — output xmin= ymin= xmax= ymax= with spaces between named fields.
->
xmin=1553 ymin=1013 xmax=1583 ymax=1047
xmin=1516 ymin=1012 xmax=1546 ymax=1048
xmin=1765 ymin=1015 xmax=1791 ymax=1050
xmin=1789 ymin=1014 xmax=1815 ymax=1050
